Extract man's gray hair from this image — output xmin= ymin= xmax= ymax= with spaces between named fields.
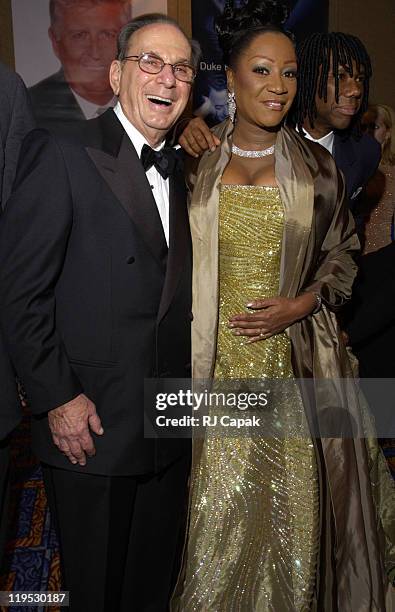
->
xmin=117 ymin=13 xmax=201 ymax=70
xmin=50 ymin=0 xmax=132 ymax=32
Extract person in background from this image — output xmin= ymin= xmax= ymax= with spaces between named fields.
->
xmin=344 ymin=105 xmax=395 ymax=480
xmin=292 ymin=32 xmax=380 ymax=205
xmin=178 ymin=31 xmax=380 ymax=207
xmin=0 ymin=14 xmax=199 ymax=611
xmin=0 ymin=61 xmax=35 ymax=565
xmin=29 ymin=0 xmax=131 ymax=129
xmin=358 ymin=104 xmax=395 ymax=253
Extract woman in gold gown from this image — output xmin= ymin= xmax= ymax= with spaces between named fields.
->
xmin=172 ymin=1 xmax=395 ymax=610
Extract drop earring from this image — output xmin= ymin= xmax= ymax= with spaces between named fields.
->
xmin=227 ymin=91 xmax=236 ymax=123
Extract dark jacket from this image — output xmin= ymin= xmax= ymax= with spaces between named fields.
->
xmin=0 ymin=62 xmax=35 ymax=440
xmin=333 ymin=131 xmax=381 ymax=206
xmin=346 ymin=241 xmax=395 ymax=377
xmin=29 ymin=69 xmax=85 ymax=129
xmin=0 ymin=109 xmax=192 ymax=473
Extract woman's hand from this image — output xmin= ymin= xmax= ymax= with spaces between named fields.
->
xmin=228 ymin=294 xmax=318 ymax=343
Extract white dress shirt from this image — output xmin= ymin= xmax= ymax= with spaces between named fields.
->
xmin=113 ymin=102 xmax=170 ymax=246
xmin=72 ymin=89 xmax=117 ymax=119
xmin=301 ymin=127 xmax=335 ymax=155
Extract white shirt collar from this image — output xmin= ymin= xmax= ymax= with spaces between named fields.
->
xmin=113 ymin=103 xmax=170 ymax=246
xmin=113 ymin=102 xmax=165 ymax=156
xmin=71 ymin=88 xmax=116 ymax=120
xmin=301 ymin=127 xmax=335 ymax=154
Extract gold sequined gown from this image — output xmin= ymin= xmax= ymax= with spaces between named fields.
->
xmin=176 ymin=186 xmax=320 ymax=611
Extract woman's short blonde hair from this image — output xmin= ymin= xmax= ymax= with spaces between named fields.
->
xmin=368 ymin=104 xmax=395 ymax=165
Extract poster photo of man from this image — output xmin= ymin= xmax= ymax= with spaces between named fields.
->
xmin=12 ymin=0 xmax=165 ymax=129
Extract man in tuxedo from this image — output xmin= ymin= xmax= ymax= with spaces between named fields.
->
xmin=29 ymin=0 xmax=131 ymax=129
xmin=178 ymin=31 xmax=380 ymax=206
xmin=0 ymin=62 xmax=35 ymax=563
xmin=0 ymin=14 xmax=199 ymax=611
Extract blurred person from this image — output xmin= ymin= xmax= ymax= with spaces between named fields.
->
xmin=178 ymin=31 xmax=380 ymax=207
xmin=0 ymin=14 xmax=199 ymax=611
xmin=29 ymin=0 xmax=131 ymax=129
xmin=362 ymin=104 xmax=395 ymax=152
xmin=359 ymin=104 xmax=395 ymax=253
xmin=344 ymin=241 xmax=395 ymax=483
xmin=0 ymin=62 xmax=35 ymax=565
xmin=171 ymin=1 xmax=395 ymax=609
xmin=344 ymin=106 xmax=395 ymax=480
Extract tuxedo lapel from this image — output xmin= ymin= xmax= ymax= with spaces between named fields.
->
xmin=158 ymin=157 xmax=189 ymax=322
xmin=85 ymin=110 xmax=168 ymax=268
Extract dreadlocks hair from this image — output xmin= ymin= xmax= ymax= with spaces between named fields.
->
xmin=215 ymin=0 xmax=293 ymax=69
xmin=294 ymin=32 xmax=372 ymax=136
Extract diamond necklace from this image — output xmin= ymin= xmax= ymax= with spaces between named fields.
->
xmin=232 ymin=143 xmax=275 ymax=158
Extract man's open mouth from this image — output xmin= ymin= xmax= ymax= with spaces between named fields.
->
xmin=146 ymin=95 xmax=173 ymax=107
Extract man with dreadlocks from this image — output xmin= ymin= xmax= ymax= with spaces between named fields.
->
xmin=293 ymin=31 xmax=380 ymax=207
xmin=178 ymin=31 xmax=380 ymax=209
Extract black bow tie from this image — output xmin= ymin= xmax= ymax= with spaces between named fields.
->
xmin=140 ymin=144 xmax=179 ymax=179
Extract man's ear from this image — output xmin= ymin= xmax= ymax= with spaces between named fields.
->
xmin=109 ymin=60 xmax=122 ymax=96
xmin=48 ymin=27 xmax=60 ymax=60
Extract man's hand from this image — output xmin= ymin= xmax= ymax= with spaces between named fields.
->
xmin=48 ymin=393 xmax=104 ymax=466
xmin=178 ymin=116 xmax=220 ymax=157
xmin=228 ymin=294 xmax=317 ymax=343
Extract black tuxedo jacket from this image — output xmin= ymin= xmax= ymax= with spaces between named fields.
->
xmin=29 ymin=69 xmax=86 ymax=129
xmin=0 ymin=109 xmax=192 ymax=474
xmin=0 ymin=62 xmax=35 ymax=440
xmin=333 ymin=131 xmax=380 ymax=206
xmin=0 ymin=63 xmax=35 ymax=206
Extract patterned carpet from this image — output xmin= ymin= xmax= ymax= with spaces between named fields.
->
xmin=0 ymin=417 xmax=60 ymax=612
xmin=0 ymin=417 xmax=394 ymax=612
xmin=382 ymin=439 xmax=395 ymax=479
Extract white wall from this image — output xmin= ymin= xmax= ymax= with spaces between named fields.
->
xmin=12 ymin=0 xmax=58 ymax=86
xmin=329 ymin=0 xmax=395 ymax=108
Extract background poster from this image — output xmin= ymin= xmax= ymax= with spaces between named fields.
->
xmin=11 ymin=0 xmax=165 ymax=126
xmin=11 ymin=0 xmax=147 ymax=87
xmin=192 ymin=0 xmax=329 ymax=125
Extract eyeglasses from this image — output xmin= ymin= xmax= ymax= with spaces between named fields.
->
xmin=123 ymin=52 xmax=196 ymax=84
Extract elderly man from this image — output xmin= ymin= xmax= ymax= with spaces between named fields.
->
xmin=0 ymin=14 xmax=199 ymax=611
xmin=0 ymin=62 xmax=35 ymax=564
xmin=29 ymin=0 xmax=131 ymax=128
xmin=179 ymin=31 xmax=380 ymax=206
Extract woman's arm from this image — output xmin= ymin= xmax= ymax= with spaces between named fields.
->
xmin=301 ymin=169 xmax=360 ymax=311
xmin=230 ymin=168 xmax=360 ymax=341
